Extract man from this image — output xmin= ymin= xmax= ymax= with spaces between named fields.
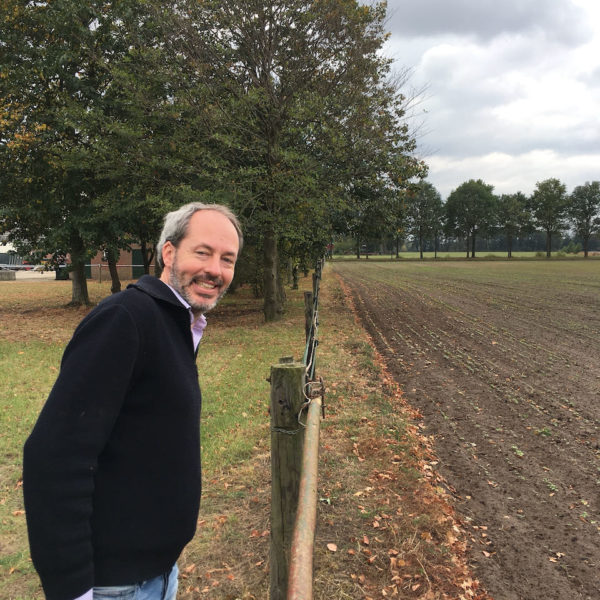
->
xmin=23 ymin=203 xmax=242 ymax=600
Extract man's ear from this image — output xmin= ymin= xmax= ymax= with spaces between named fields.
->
xmin=162 ymin=241 xmax=175 ymax=271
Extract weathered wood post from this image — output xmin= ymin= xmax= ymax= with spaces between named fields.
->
xmin=270 ymin=357 xmax=306 ymax=600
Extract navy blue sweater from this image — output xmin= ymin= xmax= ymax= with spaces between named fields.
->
xmin=23 ymin=276 xmax=202 ymax=600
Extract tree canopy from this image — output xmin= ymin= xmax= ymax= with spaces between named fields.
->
xmin=445 ymin=179 xmax=496 ymax=258
xmin=1 ymin=0 xmax=423 ymax=316
xmin=569 ymin=181 xmax=600 ymax=257
xmin=405 ymin=181 xmax=443 ymax=259
xmin=528 ymin=178 xmax=569 ymax=258
xmin=0 ymin=0 xmax=206 ymax=303
xmin=497 ymin=192 xmax=528 ymax=258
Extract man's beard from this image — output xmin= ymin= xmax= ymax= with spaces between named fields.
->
xmin=169 ymin=260 xmax=228 ymax=315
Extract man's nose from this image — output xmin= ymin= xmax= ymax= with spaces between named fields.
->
xmin=203 ymin=254 xmax=222 ymax=278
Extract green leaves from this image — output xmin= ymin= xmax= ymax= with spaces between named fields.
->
xmin=569 ymin=181 xmax=600 ymax=255
xmin=1 ymin=0 xmax=421 ymax=311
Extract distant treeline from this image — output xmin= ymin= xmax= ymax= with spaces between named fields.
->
xmin=338 ymin=178 xmax=600 ymax=259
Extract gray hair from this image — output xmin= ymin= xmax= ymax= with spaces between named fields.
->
xmin=156 ymin=202 xmax=243 ymax=269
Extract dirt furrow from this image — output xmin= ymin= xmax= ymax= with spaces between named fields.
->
xmin=333 ymin=263 xmax=600 ymax=600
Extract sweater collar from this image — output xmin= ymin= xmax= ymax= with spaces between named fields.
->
xmin=127 ymin=275 xmax=183 ymax=308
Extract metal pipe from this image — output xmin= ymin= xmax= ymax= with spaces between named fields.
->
xmin=287 ymin=395 xmax=322 ymax=600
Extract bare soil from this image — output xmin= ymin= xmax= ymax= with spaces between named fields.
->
xmin=332 ymin=260 xmax=600 ymax=600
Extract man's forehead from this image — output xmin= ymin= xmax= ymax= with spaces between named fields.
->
xmin=184 ymin=210 xmax=240 ymax=248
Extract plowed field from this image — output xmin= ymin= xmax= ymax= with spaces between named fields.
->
xmin=332 ymin=259 xmax=600 ymax=600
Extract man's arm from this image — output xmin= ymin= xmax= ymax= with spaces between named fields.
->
xmin=23 ymin=303 xmax=140 ymax=600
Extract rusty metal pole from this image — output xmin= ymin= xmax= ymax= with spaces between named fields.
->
xmin=287 ymin=394 xmax=322 ymax=600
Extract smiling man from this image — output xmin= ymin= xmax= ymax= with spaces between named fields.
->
xmin=23 ymin=203 xmax=242 ymax=600
xmin=159 ymin=206 xmax=240 ymax=314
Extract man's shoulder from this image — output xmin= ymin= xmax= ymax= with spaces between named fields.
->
xmin=102 ymin=276 xmax=176 ymax=308
xmin=126 ymin=275 xmax=173 ymax=300
xmin=84 ymin=276 xmax=178 ymax=325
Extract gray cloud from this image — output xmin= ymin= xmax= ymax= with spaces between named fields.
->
xmin=386 ymin=0 xmax=591 ymax=44
xmin=382 ymin=0 xmax=600 ymax=197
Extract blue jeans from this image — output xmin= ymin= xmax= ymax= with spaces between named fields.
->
xmin=93 ymin=564 xmax=178 ymax=600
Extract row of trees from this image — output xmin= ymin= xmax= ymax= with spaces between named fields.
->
xmin=0 ymin=0 xmax=425 ymax=319
xmin=401 ymin=178 xmax=600 ymax=259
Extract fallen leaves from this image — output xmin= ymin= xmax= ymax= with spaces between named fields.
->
xmin=249 ymin=529 xmax=269 ymax=538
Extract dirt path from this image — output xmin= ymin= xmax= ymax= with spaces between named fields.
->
xmin=332 ymin=261 xmax=600 ymax=600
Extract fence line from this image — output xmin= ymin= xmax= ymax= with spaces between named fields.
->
xmin=270 ymin=259 xmax=325 ymax=600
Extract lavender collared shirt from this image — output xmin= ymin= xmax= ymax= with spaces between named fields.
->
xmin=165 ymin=283 xmax=207 ymax=351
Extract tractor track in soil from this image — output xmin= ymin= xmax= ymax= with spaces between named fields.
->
xmin=332 ymin=261 xmax=600 ymax=600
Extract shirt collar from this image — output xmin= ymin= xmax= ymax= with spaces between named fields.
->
xmin=165 ymin=284 xmax=207 ymax=349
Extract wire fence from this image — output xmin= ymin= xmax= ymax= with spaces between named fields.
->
xmin=270 ymin=258 xmax=326 ymax=600
xmin=302 ymin=258 xmax=323 ymax=382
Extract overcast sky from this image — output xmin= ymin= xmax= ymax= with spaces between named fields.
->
xmin=383 ymin=0 xmax=600 ymax=199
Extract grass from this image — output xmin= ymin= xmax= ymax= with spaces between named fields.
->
xmin=197 ymin=320 xmax=306 ymax=473
xmin=333 ymin=251 xmax=599 ymax=260
xmin=0 ymin=279 xmax=306 ymax=599
xmin=0 ymin=274 xmax=485 ymax=600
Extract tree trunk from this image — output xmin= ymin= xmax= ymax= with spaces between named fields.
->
xmin=546 ymin=231 xmax=552 ymax=257
xmin=471 ymin=232 xmax=476 ymax=258
xmin=583 ymin=236 xmax=589 ymax=258
xmin=277 ymin=267 xmax=286 ymax=306
xmin=140 ymin=240 xmax=154 ymax=274
xmin=356 ymin=237 xmax=360 ymax=259
xmin=69 ymin=240 xmax=90 ymax=306
xmin=507 ymin=234 xmax=512 ymax=258
xmin=107 ymin=248 xmax=121 ymax=294
xmin=263 ymin=226 xmax=283 ymax=322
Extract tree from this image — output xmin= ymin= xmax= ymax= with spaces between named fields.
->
xmin=497 ymin=192 xmax=528 ymax=258
xmin=405 ymin=181 xmax=442 ymax=259
xmin=178 ymin=0 xmax=421 ymax=320
xmin=445 ymin=179 xmax=496 ymax=258
xmin=1 ymin=0 xmax=103 ymax=303
xmin=0 ymin=0 xmax=215 ymax=303
xmin=323 ymin=67 xmax=425 ymax=260
xmin=569 ymin=181 xmax=600 ymax=257
xmin=528 ymin=178 xmax=569 ymax=258
xmin=2 ymin=0 xmax=422 ymax=314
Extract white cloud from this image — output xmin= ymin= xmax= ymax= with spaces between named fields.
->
xmin=427 ymin=150 xmax=600 ymax=198
xmin=384 ymin=0 xmax=600 ymax=198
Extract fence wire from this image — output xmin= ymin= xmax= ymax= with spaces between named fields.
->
xmin=302 ymin=258 xmax=323 ymax=382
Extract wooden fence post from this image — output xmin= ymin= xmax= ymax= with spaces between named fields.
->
xmin=270 ymin=358 xmax=306 ymax=600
